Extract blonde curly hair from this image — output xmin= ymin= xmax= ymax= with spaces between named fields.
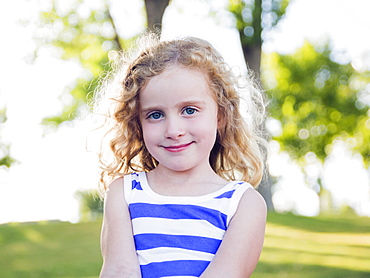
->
xmin=95 ymin=33 xmax=268 ymax=191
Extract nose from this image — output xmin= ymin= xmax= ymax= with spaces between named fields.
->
xmin=164 ymin=115 xmax=185 ymax=139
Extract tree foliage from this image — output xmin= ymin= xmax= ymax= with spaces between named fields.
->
xmin=264 ymin=41 xmax=370 ymax=165
xmin=228 ymin=0 xmax=290 ymax=75
xmin=0 ymin=108 xmax=15 ymax=167
xmin=35 ymin=0 xmax=170 ymax=126
xmin=36 ymin=1 xmax=121 ymax=125
xmin=34 ymin=0 xmax=370 ymax=213
xmin=75 ymin=189 xmax=103 ymax=222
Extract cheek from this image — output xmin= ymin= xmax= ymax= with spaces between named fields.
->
xmin=141 ymin=123 xmax=159 ymax=146
xmin=195 ymin=115 xmax=218 ymax=141
xmin=141 ymin=123 xmax=150 ymax=141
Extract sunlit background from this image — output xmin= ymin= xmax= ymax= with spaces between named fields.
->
xmin=1 ymin=0 xmax=369 ymax=224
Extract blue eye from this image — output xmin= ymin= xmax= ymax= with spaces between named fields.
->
xmin=148 ymin=112 xmax=163 ymax=120
xmin=184 ymin=107 xmax=196 ymax=115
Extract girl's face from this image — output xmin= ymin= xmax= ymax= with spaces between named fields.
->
xmin=139 ymin=66 xmax=219 ymax=174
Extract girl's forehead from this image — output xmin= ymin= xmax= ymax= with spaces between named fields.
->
xmin=145 ymin=65 xmax=211 ymax=91
xmin=161 ymin=65 xmax=205 ymax=78
xmin=139 ymin=66 xmax=217 ymax=105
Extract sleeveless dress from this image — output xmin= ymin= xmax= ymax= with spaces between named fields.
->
xmin=124 ymin=172 xmax=252 ymax=278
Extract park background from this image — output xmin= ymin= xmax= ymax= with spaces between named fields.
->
xmin=0 ymin=0 xmax=369 ymax=277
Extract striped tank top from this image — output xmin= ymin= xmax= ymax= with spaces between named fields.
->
xmin=124 ymin=172 xmax=252 ymax=278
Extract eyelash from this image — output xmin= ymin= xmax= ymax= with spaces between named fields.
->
xmin=146 ymin=107 xmax=198 ymax=120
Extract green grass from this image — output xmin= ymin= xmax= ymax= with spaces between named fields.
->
xmin=254 ymin=213 xmax=370 ymax=278
xmin=0 ymin=220 xmax=102 ymax=277
xmin=1 ymin=213 xmax=369 ymax=277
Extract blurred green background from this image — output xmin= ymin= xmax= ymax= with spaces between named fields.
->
xmin=1 ymin=0 xmax=369 ymax=276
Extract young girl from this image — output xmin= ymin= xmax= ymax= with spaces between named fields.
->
xmin=97 ymin=34 xmax=268 ymax=278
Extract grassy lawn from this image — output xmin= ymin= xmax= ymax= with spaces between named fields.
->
xmin=0 ymin=220 xmax=102 ymax=278
xmin=1 ymin=213 xmax=369 ymax=277
xmin=255 ymin=213 xmax=370 ymax=278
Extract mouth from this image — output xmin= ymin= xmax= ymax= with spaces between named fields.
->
xmin=163 ymin=142 xmax=193 ymax=153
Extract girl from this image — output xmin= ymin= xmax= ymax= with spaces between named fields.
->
xmin=97 ymin=34 xmax=268 ymax=278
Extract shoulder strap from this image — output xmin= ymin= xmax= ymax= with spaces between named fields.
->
xmin=226 ymin=182 xmax=253 ymax=226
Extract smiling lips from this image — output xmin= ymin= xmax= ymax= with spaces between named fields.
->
xmin=163 ymin=142 xmax=193 ymax=152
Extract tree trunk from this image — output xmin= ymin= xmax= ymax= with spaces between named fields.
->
xmin=238 ymin=0 xmax=274 ymax=210
xmin=144 ymin=0 xmax=170 ymax=32
xmin=107 ymin=6 xmax=123 ymax=51
xmin=240 ymin=0 xmax=262 ymax=78
xmin=241 ymin=36 xmax=274 ymax=211
xmin=241 ymin=41 xmax=261 ymax=78
xmin=258 ymin=168 xmax=275 ymax=211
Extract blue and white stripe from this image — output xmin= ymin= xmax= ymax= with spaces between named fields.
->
xmin=124 ymin=172 xmax=252 ymax=278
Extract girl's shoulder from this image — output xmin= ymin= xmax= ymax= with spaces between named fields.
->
xmin=104 ymin=177 xmax=125 ymax=206
xmin=105 ymin=174 xmax=137 ymax=205
xmin=105 ymin=177 xmax=124 ymax=195
xmin=223 ymin=181 xmax=257 ymax=225
xmin=236 ymin=186 xmax=267 ymax=218
xmin=218 ymin=180 xmax=253 ymax=202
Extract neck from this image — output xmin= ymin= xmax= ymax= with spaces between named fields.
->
xmin=147 ymin=164 xmax=227 ymax=196
xmin=153 ymin=163 xmax=215 ymax=183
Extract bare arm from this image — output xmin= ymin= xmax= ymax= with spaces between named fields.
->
xmin=99 ymin=178 xmax=142 ymax=278
xmin=200 ymin=188 xmax=267 ymax=278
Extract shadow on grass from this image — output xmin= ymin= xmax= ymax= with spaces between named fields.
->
xmin=0 ymin=221 xmax=102 ymax=278
xmin=267 ymin=212 xmax=370 ymax=234
xmin=262 ymin=245 xmax=370 ymax=262
xmin=253 ymin=261 xmax=370 ymax=278
xmin=0 ymin=267 xmax=100 ymax=278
